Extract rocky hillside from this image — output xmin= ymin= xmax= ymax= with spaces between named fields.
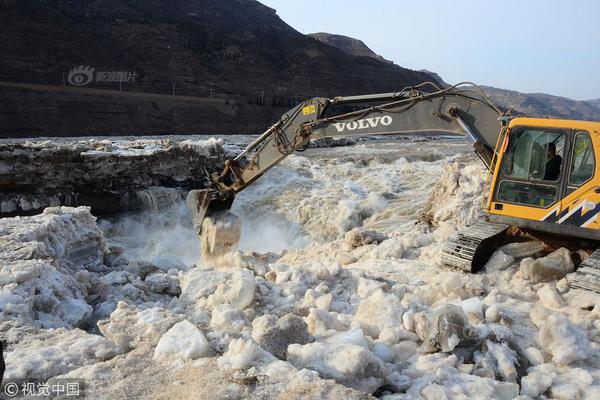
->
xmin=0 ymin=0 xmax=431 ymax=137
xmin=308 ymin=32 xmax=391 ymax=63
xmin=480 ymin=86 xmax=600 ymax=121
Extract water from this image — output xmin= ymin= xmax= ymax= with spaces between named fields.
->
xmin=99 ymin=136 xmax=476 ymax=267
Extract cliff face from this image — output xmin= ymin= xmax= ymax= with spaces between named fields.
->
xmin=0 ymin=139 xmax=226 ymax=216
xmin=0 ymin=0 xmax=431 ymax=137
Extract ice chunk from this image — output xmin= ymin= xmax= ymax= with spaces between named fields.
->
xmin=521 ymin=370 xmax=553 ymax=397
xmin=371 ymin=341 xmax=395 ymax=363
xmin=153 ymin=320 xmax=210 ymax=361
xmin=98 ymin=301 xmax=182 ymax=352
xmin=287 ymin=342 xmax=386 ymax=394
xmin=520 ymin=248 xmax=574 ymax=283
xmin=498 ymin=241 xmax=544 ymax=258
xmin=485 ymin=340 xmax=519 ymax=382
xmin=422 ymin=305 xmax=478 ymax=353
xmin=4 ymin=328 xmax=118 ymax=385
xmin=210 ymin=304 xmax=250 ymax=335
xmin=351 ymin=289 xmax=404 ymax=338
xmin=537 ymin=283 xmax=565 ymax=309
xmin=218 ymin=338 xmax=274 ymax=371
xmin=180 ymin=268 xmax=227 ymax=302
xmin=344 ymin=227 xmax=388 ymax=248
xmin=324 ymin=329 xmax=369 ymax=348
xmin=306 ymin=308 xmax=346 ymax=336
xmin=460 ymin=297 xmax=484 ymax=324
xmin=144 ymin=272 xmax=181 ymax=295
xmin=251 ymin=313 xmax=310 ymax=359
xmin=537 ymin=315 xmax=590 ymax=365
xmin=483 ymin=250 xmax=514 ymax=271
xmin=212 ymin=269 xmax=255 ymax=309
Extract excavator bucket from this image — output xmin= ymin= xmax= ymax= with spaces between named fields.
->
xmin=186 ymin=189 xmax=240 ymax=262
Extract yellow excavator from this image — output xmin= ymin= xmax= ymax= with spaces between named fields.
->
xmin=187 ymin=82 xmax=600 ymax=292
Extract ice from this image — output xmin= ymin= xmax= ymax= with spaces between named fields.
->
xmin=154 ymin=320 xmax=210 ymax=361
xmin=483 ymin=250 xmax=514 ymax=271
xmin=5 ymin=138 xmax=600 ymax=396
xmin=537 ymin=283 xmax=566 ymax=309
xmin=98 ymin=301 xmax=182 ymax=352
xmin=536 ymin=314 xmax=590 ymax=365
xmin=371 ymin=341 xmax=395 ymax=363
xmin=287 ymin=341 xmax=387 ymax=393
xmin=144 ymin=272 xmax=181 ymax=295
xmin=420 ymin=162 xmax=485 ymax=229
xmin=344 ymin=227 xmax=388 ymax=248
xmin=0 ymin=206 xmax=105 ymax=328
xmin=251 ymin=313 xmax=310 ymax=359
xmin=4 ymin=328 xmax=118 ymax=385
xmin=212 ymin=268 xmax=255 ymax=310
xmin=211 ymin=304 xmax=250 ymax=335
xmin=520 ymin=247 xmax=574 ymax=283
xmin=324 ymin=328 xmax=369 ymax=348
xmin=520 ymin=367 xmax=554 ymax=397
xmin=217 ymin=338 xmax=274 ymax=371
xmin=180 ymin=268 xmax=227 ymax=303
xmin=351 ymin=289 xmax=404 ymax=338
xmin=421 ymin=304 xmax=479 ymax=353
xmin=460 ymin=297 xmax=484 ymax=324
xmin=498 ymin=240 xmax=545 ymax=258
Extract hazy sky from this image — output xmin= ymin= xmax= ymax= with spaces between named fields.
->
xmin=260 ymin=0 xmax=600 ymax=100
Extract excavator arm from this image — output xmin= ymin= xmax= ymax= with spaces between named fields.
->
xmin=187 ymin=82 xmax=504 ymax=239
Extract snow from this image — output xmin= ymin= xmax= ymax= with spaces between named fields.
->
xmin=153 ymin=320 xmax=210 ymax=361
xmin=3 ymin=137 xmax=600 ymax=398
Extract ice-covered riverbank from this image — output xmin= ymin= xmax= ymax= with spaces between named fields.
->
xmin=1 ymin=137 xmax=599 ymax=399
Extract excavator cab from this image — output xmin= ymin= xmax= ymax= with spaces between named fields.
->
xmin=485 ymin=118 xmax=600 ymax=237
xmin=443 ymin=118 xmax=600 ymax=286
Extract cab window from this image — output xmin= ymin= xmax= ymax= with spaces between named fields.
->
xmin=500 ymin=129 xmax=565 ymax=182
xmin=569 ymin=132 xmax=595 ymax=186
xmin=496 ymin=128 xmax=566 ymax=208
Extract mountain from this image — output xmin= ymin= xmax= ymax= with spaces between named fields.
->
xmin=308 ymin=33 xmax=391 ymax=63
xmin=0 ymin=0 xmax=431 ymax=137
xmin=411 ymin=70 xmax=600 ymax=121
xmin=480 ymin=86 xmax=600 ymax=121
xmin=588 ymin=99 xmax=600 ymax=109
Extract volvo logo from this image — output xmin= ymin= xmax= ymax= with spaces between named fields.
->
xmin=333 ymin=116 xmax=392 ymax=132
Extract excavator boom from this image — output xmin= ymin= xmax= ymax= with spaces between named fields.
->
xmin=187 ymin=82 xmax=504 ymax=237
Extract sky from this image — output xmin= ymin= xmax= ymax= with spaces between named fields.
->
xmin=259 ymin=0 xmax=600 ymax=100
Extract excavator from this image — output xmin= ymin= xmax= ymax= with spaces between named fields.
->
xmin=186 ymin=82 xmax=600 ymax=293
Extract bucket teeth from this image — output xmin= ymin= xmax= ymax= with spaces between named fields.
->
xmin=441 ymin=221 xmax=510 ymax=273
